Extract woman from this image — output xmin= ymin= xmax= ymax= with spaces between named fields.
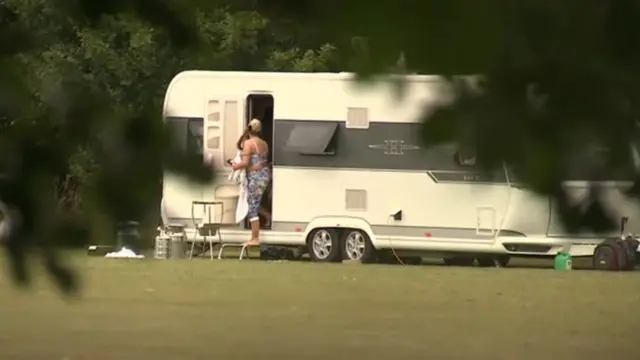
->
xmin=236 ymin=126 xmax=272 ymax=227
xmin=232 ymin=119 xmax=271 ymax=245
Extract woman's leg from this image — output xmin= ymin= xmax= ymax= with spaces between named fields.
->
xmin=245 ymin=176 xmax=261 ymax=245
xmin=247 ymin=219 xmax=261 ymax=245
xmin=245 ymin=174 xmax=269 ymax=245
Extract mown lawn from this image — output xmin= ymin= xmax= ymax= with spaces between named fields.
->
xmin=1 ymin=254 xmax=639 ymax=360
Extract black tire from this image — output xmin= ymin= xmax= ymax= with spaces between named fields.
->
xmin=593 ymin=244 xmax=619 ymax=271
xmin=341 ymin=229 xmax=376 ymax=263
xmin=307 ymin=228 xmax=342 ymax=262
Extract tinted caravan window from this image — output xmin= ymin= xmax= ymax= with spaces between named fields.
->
xmin=284 ymin=122 xmax=338 ymax=156
xmin=166 ymin=117 xmax=204 ymax=156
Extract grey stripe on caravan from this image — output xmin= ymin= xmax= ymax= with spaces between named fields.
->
xmin=164 ymin=218 xmax=494 ymax=240
xmin=270 ymin=120 xmax=512 ymax=183
xmin=273 ymin=166 xmax=512 ymax=185
xmin=272 ymin=120 xmax=457 ymax=172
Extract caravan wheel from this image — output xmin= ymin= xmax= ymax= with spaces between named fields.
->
xmin=308 ymin=228 xmax=341 ymax=262
xmin=341 ymin=229 xmax=376 ymax=263
xmin=593 ymin=244 xmax=618 ymax=270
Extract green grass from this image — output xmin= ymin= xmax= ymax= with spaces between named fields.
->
xmin=1 ymin=255 xmax=639 ymax=360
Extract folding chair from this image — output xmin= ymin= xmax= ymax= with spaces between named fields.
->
xmin=189 ymin=201 xmax=223 ymax=260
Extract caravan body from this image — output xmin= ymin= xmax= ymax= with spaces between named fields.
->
xmin=161 ymin=70 xmax=640 ymax=261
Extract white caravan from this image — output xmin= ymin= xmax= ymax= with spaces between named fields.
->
xmin=161 ymin=70 xmax=640 ymax=265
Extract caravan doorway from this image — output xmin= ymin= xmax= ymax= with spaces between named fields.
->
xmin=245 ymin=94 xmax=274 ymax=230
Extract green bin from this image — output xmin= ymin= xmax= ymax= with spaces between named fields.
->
xmin=554 ymin=251 xmax=573 ymax=270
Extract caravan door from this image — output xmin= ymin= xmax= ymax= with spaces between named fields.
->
xmin=201 ymin=96 xmax=245 ymax=201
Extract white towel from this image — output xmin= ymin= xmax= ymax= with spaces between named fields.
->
xmin=228 ymin=168 xmax=244 ymax=183
xmin=228 ymin=151 xmax=249 ymax=224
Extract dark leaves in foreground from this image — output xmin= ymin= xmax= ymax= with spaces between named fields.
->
xmin=0 ymin=0 xmax=211 ymax=295
xmin=4 ymin=0 xmax=640 ymax=294
xmin=0 ymin=107 xmax=214 ymax=296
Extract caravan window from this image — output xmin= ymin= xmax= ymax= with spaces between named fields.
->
xmin=166 ymin=117 xmax=204 ymax=155
xmin=284 ymin=122 xmax=339 ymax=156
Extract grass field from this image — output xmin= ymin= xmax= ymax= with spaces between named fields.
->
xmin=1 ymin=254 xmax=639 ymax=360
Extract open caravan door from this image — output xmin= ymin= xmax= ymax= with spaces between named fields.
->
xmin=200 ymin=95 xmax=246 ymax=225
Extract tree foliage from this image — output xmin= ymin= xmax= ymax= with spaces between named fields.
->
xmin=313 ymin=0 xmax=640 ymax=234
xmin=0 ymin=0 xmax=340 ymax=294
xmin=2 ymin=0 xmax=640 ymax=294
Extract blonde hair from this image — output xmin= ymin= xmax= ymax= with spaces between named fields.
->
xmin=236 ymin=119 xmax=262 ymax=150
xmin=248 ymin=118 xmax=262 ymax=132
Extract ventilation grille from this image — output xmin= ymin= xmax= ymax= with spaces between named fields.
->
xmin=206 ymin=131 xmax=220 ymax=149
xmin=345 ymin=189 xmax=367 ymax=210
xmin=207 ymin=100 xmax=220 ymax=122
xmin=206 ymin=99 xmax=221 ymax=151
xmin=346 ymin=107 xmax=369 ymax=129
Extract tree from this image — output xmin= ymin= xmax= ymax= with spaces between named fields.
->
xmin=5 ymin=0 xmax=640 ymax=294
xmin=280 ymin=0 xmax=640 ymax=233
xmin=0 ymin=0 xmax=343 ymax=294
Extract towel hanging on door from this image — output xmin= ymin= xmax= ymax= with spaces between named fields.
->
xmin=228 ymin=151 xmax=248 ymax=223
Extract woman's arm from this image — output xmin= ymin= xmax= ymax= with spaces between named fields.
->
xmin=232 ymin=140 xmax=252 ymax=169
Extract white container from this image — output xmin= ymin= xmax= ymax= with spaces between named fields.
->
xmin=154 ymin=232 xmax=170 ymax=259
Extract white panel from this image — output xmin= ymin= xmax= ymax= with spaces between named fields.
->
xmin=345 ymin=189 xmax=367 ymax=210
xmin=346 ymin=107 xmax=369 ymax=129
xmin=271 ymin=168 xmax=511 ymax=232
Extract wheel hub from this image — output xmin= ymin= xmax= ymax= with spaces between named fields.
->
xmin=311 ymin=230 xmax=333 ymax=259
xmin=344 ymin=231 xmax=366 ymax=260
